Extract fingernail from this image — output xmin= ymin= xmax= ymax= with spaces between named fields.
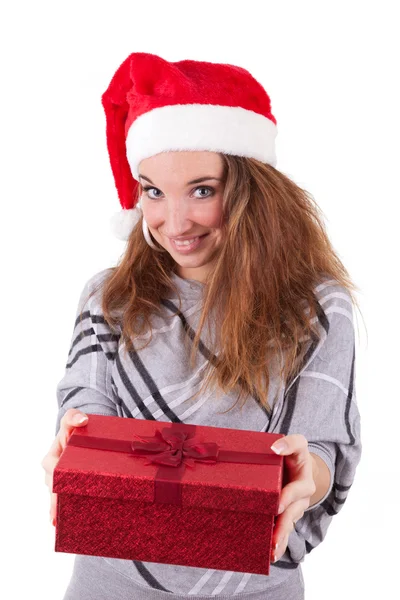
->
xmin=270 ymin=441 xmax=288 ymax=454
xmin=278 ymin=503 xmax=285 ymax=514
xmin=73 ymin=415 xmax=88 ymax=424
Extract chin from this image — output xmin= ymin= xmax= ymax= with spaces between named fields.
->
xmin=173 ymin=257 xmax=209 ymax=268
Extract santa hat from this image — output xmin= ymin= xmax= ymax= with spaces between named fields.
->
xmin=101 ymin=52 xmax=278 ymax=241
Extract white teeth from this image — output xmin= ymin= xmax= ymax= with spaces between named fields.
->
xmin=174 ymin=237 xmax=199 ymax=246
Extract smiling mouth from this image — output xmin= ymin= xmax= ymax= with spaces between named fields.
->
xmin=173 ymin=235 xmax=206 ymax=246
xmin=169 ymin=234 xmax=209 ymax=252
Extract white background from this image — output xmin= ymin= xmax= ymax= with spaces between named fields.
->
xmin=1 ymin=1 xmax=398 ymax=598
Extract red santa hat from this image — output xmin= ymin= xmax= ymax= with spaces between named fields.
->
xmin=101 ymin=52 xmax=278 ymax=241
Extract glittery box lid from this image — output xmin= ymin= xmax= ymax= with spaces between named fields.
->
xmin=53 ymin=414 xmax=284 ymax=515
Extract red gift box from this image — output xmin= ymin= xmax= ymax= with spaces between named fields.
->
xmin=53 ymin=414 xmax=284 ymax=575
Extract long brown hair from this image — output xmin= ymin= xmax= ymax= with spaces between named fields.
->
xmin=82 ymin=154 xmax=362 ymax=413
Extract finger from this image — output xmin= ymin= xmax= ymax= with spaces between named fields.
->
xmin=279 ymin=498 xmax=309 ymax=534
xmin=272 ymin=498 xmax=309 ymax=547
xmin=58 ymin=409 xmax=89 ymax=448
xmin=271 ymin=433 xmax=310 ymax=465
xmin=42 ymin=454 xmax=60 ymax=484
xmin=45 ymin=470 xmax=52 ymax=490
xmin=278 ymin=478 xmax=316 ymax=513
xmin=272 ymin=530 xmax=290 ymax=563
xmin=44 ymin=458 xmax=59 ymax=491
xmin=41 ymin=410 xmax=89 ymax=466
xmin=50 ymin=492 xmax=58 ymax=524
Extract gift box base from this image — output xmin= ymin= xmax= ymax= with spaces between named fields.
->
xmin=55 ymin=493 xmax=274 ymax=575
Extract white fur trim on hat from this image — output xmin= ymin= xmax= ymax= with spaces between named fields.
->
xmin=110 ymin=205 xmax=142 ymax=241
xmin=126 ymin=104 xmax=277 ymax=179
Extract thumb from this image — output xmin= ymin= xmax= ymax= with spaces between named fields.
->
xmin=270 ymin=437 xmax=289 ymax=454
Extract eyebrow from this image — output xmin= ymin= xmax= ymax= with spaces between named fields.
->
xmin=138 ymin=174 xmax=223 ymax=185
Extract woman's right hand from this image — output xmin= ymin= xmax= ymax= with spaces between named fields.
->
xmin=41 ymin=409 xmax=89 ymax=526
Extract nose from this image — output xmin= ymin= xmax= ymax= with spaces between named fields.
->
xmin=163 ymin=197 xmax=192 ymax=236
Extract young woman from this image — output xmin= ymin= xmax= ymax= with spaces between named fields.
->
xmin=41 ymin=52 xmax=362 ymax=600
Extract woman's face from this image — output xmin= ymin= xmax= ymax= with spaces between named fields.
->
xmin=138 ymin=151 xmax=225 ymax=282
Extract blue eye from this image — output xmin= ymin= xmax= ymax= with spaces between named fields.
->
xmin=142 ymin=186 xmax=162 ymax=199
xmin=142 ymin=186 xmax=214 ymax=199
xmin=194 ymin=186 xmax=214 ymax=198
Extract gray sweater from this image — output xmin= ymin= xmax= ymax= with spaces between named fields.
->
xmin=55 ymin=268 xmax=362 ymax=597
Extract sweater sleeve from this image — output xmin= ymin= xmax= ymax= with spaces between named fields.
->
xmin=54 ymin=269 xmax=120 ymax=436
xmin=270 ymin=278 xmax=362 ymax=564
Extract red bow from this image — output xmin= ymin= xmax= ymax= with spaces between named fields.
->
xmin=131 ymin=428 xmax=219 ymax=469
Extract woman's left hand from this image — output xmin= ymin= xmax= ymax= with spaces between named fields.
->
xmin=269 ymin=434 xmax=317 ymax=563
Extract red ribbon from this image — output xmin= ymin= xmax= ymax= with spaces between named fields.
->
xmin=68 ymin=425 xmax=281 ymax=506
xmin=130 ymin=428 xmax=219 ymax=468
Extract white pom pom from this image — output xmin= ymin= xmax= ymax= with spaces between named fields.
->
xmin=110 ymin=206 xmax=142 ymax=241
